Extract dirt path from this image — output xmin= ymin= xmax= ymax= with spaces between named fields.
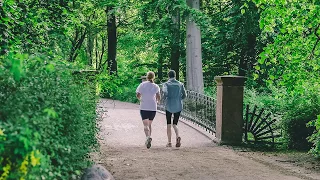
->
xmin=94 ymin=99 xmax=320 ymax=180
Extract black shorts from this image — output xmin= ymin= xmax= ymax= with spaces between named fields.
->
xmin=140 ymin=110 xmax=156 ymax=120
xmin=166 ymin=111 xmax=181 ymax=125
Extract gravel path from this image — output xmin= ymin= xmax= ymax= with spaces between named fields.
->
xmin=93 ymin=99 xmax=320 ymax=180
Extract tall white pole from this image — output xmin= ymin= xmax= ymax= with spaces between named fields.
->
xmin=186 ymin=0 xmax=204 ymax=93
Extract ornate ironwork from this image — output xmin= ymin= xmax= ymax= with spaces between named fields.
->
xmin=243 ymin=105 xmax=282 ymax=146
xmin=158 ymin=85 xmax=216 ymax=134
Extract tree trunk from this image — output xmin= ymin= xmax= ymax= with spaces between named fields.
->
xmin=98 ymin=35 xmax=107 ymax=70
xmin=106 ymin=5 xmax=117 ymax=75
xmin=238 ymin=56 xmax=246 ymax=76
xmin=95 ymin=34 xmax=98 ymax=70
xmin=238 ymin=29 xmax=257 ymax=76
xmin=156 ymin=6 xmax=164 ymax=82
xmin=157 ymin=56 xmax=164 ymax=83
xmin=170 ymin=6 xmax=181 ymax=80
xmin=186 ymin=0 xmax=204 ymax=93
xmin=69 ymin=28 xmax=86 ymax=62
xmin=87 ymin=29 xmax=94 ymax=66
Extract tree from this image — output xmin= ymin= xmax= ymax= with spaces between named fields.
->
xmin=186 ymin=0 xmax=204 ymax=93
xmin=106 ymin=4 xmax=117 ymax=75
xmin=169 ymin=2 xmax=181 ymax=80
xmin=199 ymin=0 xmax=263 ymax=87
xmin=253 ymin=0 xmax=320 ymax=92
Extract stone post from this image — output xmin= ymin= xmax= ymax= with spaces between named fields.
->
xmin=213 ymin=75 xmax=246 ymax=145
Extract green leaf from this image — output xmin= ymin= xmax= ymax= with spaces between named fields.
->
xmin=44 ymin=108 xmax=58 ymax=118
xmin=75 ymin=170 xmax=81 ymax=175
xmin=269 ymin=75 xmax=275 ymax=80
xmin=260 ymin=19 xmax=265 ymax=29
xmin=8 ymin=53 xmax=26 ymax=81
xmin=258 ymin=56 xmax=266 ymax=64
xmin=46 ymin=64 xmax=55 ymax=72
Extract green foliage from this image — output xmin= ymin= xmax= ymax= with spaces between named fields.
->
xmin=98 ymin=74 xmax=123 ymax=99
xmin=97 ymin=65 xmax=142 ymax=103
xmin=244 ymin=86 xmax=286 ymax=115
xmin=252 ymin=0 xmax=320 ymax=90
xmin=244 ymin=86 xmax=320 ymax=151
xmin=281 ymin=91 xmax=319 ymax=150
xmin=200 ymin=0 xmax=264 ymax=85
xmin=204 ymin=86 xmax=217 ymax=98
xmin=308 ymin=115 xmax=320 ymax=157
xmin=283 ymin=109 xmax=315 ymax=151
xmin=251 ymin=0 xmax=320 ymax=156
xmin=0 ymin=53 xmax=98 ymax=179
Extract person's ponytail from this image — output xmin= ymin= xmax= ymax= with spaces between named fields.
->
xmin=146 ymin=71 xmax=155 ymax=83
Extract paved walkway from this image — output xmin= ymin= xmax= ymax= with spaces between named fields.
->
xmin=94 ymin=99 xmax=320 ymax=180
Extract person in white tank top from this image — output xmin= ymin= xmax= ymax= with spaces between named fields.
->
xmin=136 ymin=71 xmax=160 ymax=149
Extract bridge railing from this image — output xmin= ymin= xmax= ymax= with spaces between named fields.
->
xmin=157 ymin=85 xmax=216 ymax=134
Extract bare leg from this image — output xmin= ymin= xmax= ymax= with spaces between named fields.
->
xmin=142 ymin=119 xmax=150 ymax=137
xmin=148 ymin=120 xmax=153 ymax=137
xmin=173 ymin=112 xmax=181 ymax=147
xmin=173 ymin=124 xmax=179 ymax=139
xmin=143 ymin=120 xmax=153 ymax=148
xmin=167 ymin=124 xmax=172 ymax=143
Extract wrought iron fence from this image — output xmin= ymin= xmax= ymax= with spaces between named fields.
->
xmin=243 ymin=105 xmax=282 ymax=147
xmin=157 ymin=85 xmax=216 ymax=134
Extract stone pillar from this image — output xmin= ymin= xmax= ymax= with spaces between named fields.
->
xmin=213 ymin=76 xmax=246 ymax=145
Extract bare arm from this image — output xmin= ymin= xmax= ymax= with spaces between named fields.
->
xmin=136 ymin=92 xmax=141 ymax=100
xmin=156 ymin=92 xmax=161 ymax=103
xmin=136 ymin=83 xmax=142 ymax=100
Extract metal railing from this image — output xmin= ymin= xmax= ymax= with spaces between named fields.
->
xmin=157 ymin=85 xmax=216 ymax=134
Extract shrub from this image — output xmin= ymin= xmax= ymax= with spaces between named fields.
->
xmin=0 ymin=53 xmax=98 ymax=179
xmin=244 ymin=86 xmax=286 ymax=115
xmin=308 ymin=115 xmax=320 ymax=157
xmin=98 ymin=72 xmax=140 ymax=103
xmin=282 ymin=93 xmax=319 ymax=151
xmin=244 ymin=86 xmax=320 ymax=151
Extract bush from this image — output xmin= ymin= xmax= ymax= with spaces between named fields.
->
xmin=308 ymin=115 xmax=320 ymax=157
xmin=244 ymin=86 xmax=286 ymax=115
xmin=98 ymin=72 xmax=140 ymax=103
xmin=244 ymin=86 xmax=320 ymax=152
xmin=0 ymin=53 xmax=98 ymax=179
xmin=283 ymin=93 xmax=319 ymax=151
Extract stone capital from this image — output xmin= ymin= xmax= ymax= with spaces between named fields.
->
xmin=214 ymin=76 xmax=246 ymax=86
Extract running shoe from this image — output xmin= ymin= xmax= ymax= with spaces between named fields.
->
xmin=145 ymin=137 xmax=152 ymax=149
xmin=176 ymin=137 xmax=181 ymax=147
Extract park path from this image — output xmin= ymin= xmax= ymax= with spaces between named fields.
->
xmin=93 ymin=99 xmax=319 ymax=180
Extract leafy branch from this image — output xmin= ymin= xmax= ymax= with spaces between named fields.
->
xmin=309 ymin=24 xmax=320 ymax=60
